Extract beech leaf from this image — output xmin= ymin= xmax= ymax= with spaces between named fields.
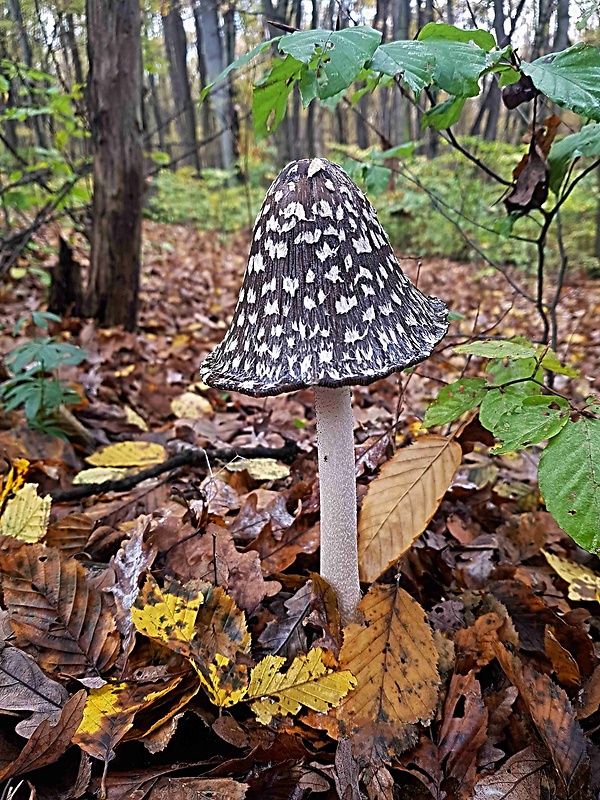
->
xmin=358 ymin=436 xmax=461 ymax=583
xmin=0 ymin=483 xmax=50 ymax=543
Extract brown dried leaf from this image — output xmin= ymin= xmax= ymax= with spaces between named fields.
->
xmin=248 ymin=518 xmax=320 ymax=576
xmin=257 ymin=581 xmax=311 ymax=660
xmin=148 ymin=777 xmax=248 ymax=799
xmin=195 ymin=583 xmax=251 ymax=662
xmin=337 ymin=583 xmax=440 ymax=759
xmin=545 ymin=626 xmax=581 ymax=689
xmin=0 ymin=690 xmax=86 ymax=782
xmin=0 ymin=644 xmax=68 ymax=738
xmin=45 ymin=513 xmax=94 ymax=557
xmin=167 ymin=523 xmax=280 ymax=613
xmin=307 ymin=573 xmax=343 ymax=658
xmin=1 ymin=543 xmax=120 ymax=677
xmin=358 ymin=435 xmax=461 ymax=583
xmin=437 ymin=671 xmax=488 ymax=800
xmin=494 ymin=641 xmax=590 ymax=798
xmin=473 ymin=744 xmax=552 ymax=799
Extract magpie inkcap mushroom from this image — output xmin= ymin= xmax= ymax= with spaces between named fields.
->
xmin=200 ymin=157 xmax=448 ymax=621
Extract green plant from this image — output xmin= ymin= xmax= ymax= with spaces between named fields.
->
xmin=0 ymin=312 xmax=86 ymax=437
xmin=423 ymin=338 xmax=599 ymax=553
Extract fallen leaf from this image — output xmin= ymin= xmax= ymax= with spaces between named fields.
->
xmin=358 ymin=435 xmax=461 ymax=583
xmin=437 ymin=671 xmax=488 ymax=800
xmin=337 ymin=583 xmax=440 ymax=759
xmin=226 ymin=458 xmax=290 ymax=482
xmin=195 ymin=583 xmax=251 ymax=662
xmin=0 ymin=458 xmax=29 ymax=508
xmin=248 ymin=519 xmax=320 ymax=576
xmin=473 ymin=744 xmax=552 ymax=799
xmin=0 ymin=483 xmax=51 ymax=543
xmin=86 ymin=441 xmax=166 ymax=468
xmin=45 ymin=513 xmax=93 ymax=556
xmin=0 ymin=644 xmax=68 ymax=738
xmin=124 ymin=406 xmax=148 ymax=430
xmin=545 ymin=626 xmax=581 ymax=689
xmin=257 ymin=581 xmax=311 ymax=660
xmin=248 ymin=647 xmax=356 ymax=725
xmin=1 ymin=544 xmax=120 ymax=677
xmin=73 ymin=466 xmax=129 ymax=484
xmin=543 ymin=551 xmax=600 ymax=603
xmin=0 ymin=690 xmax=86 ymax=782
xmin=170 ymin=391 xmax=213 ymax=419
xmin=148 ymin=777 xmax=248 ymax=799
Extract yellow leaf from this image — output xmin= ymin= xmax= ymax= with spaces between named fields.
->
xmin=0 ymin=458 xmax=29 ymax=509
xmin=124 ymin=406 xmax=148 ymax=430
xmin=72 ymin=466 xmax=129 ymax=485
xmin=226 ymin=458 xmax=290 ymax=482
xmin=195 ymin=653 xmax=249 ymax=707
xmin=132 ymin=576 xmax=203 ymax=659
xmin=248 ymin=647 xmax=356 ymax=725
xmin=86 ymin=441 xmax=166 ymax=468
xmin=196 ymin=584 xmax=251 ymax=661
xmin=171 ymin=392 xmax=213 ymax=419
xmin=337 ymin=584 xmax=440 ymax=753
xmin=543 ymin=551 xmax=600 ymax=603
xmin=0 ymin=483 xmax=50 ymax=543
xmin=358 ymin=435 xmax=461 ymax=583
xmin=74 ymin=680 xmax=177 ymax=762
xmin=114 ymin=363 xmax=135 ymax=377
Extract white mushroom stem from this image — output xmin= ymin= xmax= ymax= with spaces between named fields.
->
xmin=313 ymin=385 xmax=361 ymax=624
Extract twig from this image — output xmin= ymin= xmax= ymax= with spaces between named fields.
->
xmin=50 ymin=442 xmax=298 ymax=502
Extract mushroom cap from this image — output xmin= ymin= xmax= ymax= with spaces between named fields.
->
xmin=200 ymin=158 xmax=448 ymax=397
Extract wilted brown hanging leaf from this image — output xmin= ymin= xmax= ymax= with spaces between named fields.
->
xmin=148 ymin=777 xmax=248 ymax=800
xmin=1 ymin=543 xmax=120 ymax=677
xmin=473 ymin=744 xmax=552 ymax=800
xmin=0 ymin=644 xmax=68 ymax=738
xmin=358 ymin=436 xmax=461 ymax=583
xmin=337 ymin=583 xmax=440 ymax=759
xmin=437 ymin=671 xmax=488 ymax=800
xmin=0 ymin=690 xmax=86 ymax=782
xmin=494 ymin=641 xmax=590 ymax=798
xmin=504 ymin=142 xmax=548 ymax=214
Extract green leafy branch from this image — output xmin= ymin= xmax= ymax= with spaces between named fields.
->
xmin=424 ymin=338 xmax=599 ymax=553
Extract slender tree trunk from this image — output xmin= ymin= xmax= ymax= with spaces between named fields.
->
xmin=391 ymin=0 xmax=411 ymax=144
xmin=306 ymin=0 xmax=321 ymax=158
xmin=554 ymin=0 xmax=569 ymax=50
xmin=86 ymin=0 xmax=144 ymax=330
xmin=6 ymin=0 xmax=47 ymax=148
xmin=198 ymin=0 xmax=234 ymax=170
xmin=193 ymin=1 xmax=212 ymax=142
xmin=223 ymin=4 xmax=239 ymax=162
xmin=65 ymin=13 xmax=84 ymax=86
xmin=163 ymin=2 xmax=200 ymax=172
xmin=532 ymin=0 xmax=553 ymax=59
xmin=148 ymin=72 xmax=169 ymax=156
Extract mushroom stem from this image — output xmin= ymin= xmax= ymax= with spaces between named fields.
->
xmin=314 ymin=385 xmax=361 ymax=624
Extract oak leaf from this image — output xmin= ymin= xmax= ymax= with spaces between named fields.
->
xmin=1 ymin=543 xmax=120 ymax=676
xmin=358 ymin=435 xmax=461 ymax=583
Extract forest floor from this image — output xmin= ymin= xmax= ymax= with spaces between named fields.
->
xmin=0 ymin=221 xmax=599 ymax=799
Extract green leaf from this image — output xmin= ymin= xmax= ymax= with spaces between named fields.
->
xmin=417 ymin=22 xmax=496 ymax=52
xmin=280 ymin=27 xmax=381 ymax=100
xmin=522 ymin=43 xmax=600 ymax=122
xmin=422 ymin=96 xmax=466 ymax=130
xmin=371 ymin=40 xmax=435 ymax=94
xmin=548 ymin=124 xmax=600 ymax=194
xmin=540 ymin=349 xmax=579 ymax=378
xmin=480 ymin=388 xmax=522 ymax=433
xmin=423 ymin=378 xmax=487 ymax=427
xmin=425 ymin=39 xmax=489 ymax=97
xmin=253 ymin=55 xmax=303 ymax=139
xmin=376 ymin=142 xmax=415 ymax=159
xmin=486 ymin=394 xmax=570 ymax=454
xmin=201 ymin=39 xmax=279 ymax=102
xmin=454 ymin=339 xmax=537 ymax=359
xmin=487 ymin=357 xmax=542 ymax=393
xmin=365 ymin=165 xmax=391 ymax=194
xmin=539 ymin=417 xmax=600 ymax=552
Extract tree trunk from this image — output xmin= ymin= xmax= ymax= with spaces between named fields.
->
xmin=391 ymin=0 xmax=411 ymax=144
xmin=193 ymin=1 xmax=212 ymax=142
xmin=6 ymin=0 xmax=47 ymax=148
xmin=65 ymin=13 xmax=84 ymax=86
xmin=198 ymin=0 xmax=235 ymax=170
xmin=148 ymin=71 xmax=169 ymax=155
xmin=532 ymin=0 xmax=553 ymax=59
xmin=163 ymin=2 xmax=200 ymax=172
xmin=86 ymin=0 xmax=144 ymax=330
xmin=554 ymin=0 xmax=569 ymax=50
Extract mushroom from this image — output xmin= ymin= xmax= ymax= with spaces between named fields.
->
xmin=199 ymin=158 xmax=448 ymax=623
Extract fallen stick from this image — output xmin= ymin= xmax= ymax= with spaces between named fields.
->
xmin=50 ymin=441 xmax=298 ymax=502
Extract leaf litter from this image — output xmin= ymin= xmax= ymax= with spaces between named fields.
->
xmin=0 ymin=224 xmax=598 ymax=797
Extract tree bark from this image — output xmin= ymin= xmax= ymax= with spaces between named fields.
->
xmin=554 ymin=0 xmax=570 ymax=50
xmin=391 ymin=0 xmax=411 ymax=144
xmin=198 ymin=0 xmax=235 ymax=170
xmin=86 ymin=0 xmax=144 ymax=330
xmin=193 ymin=1 xmax=212 ymax=142
xmin=163 ymin=2 xmax=201 ymax=172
